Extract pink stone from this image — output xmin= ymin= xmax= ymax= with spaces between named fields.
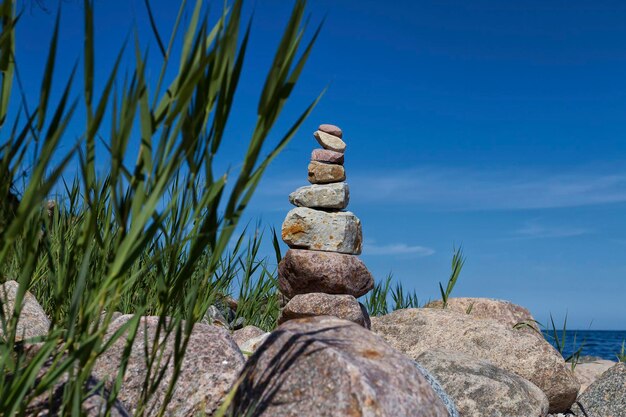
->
xmin=318 ymin=124 xmax=343 ymax=138
xmin=311 ymin=149 xmax=344 ymax=165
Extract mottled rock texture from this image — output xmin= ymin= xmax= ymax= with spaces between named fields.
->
xmin=424 ymin=297 xmax=538 ymax=331
xmin=282 ymin=207 xmax=362 ymax=255
xmin=311 ymin=148 xmax=344 ymax=164
xmin=307 ymin=161 xmax=346 ymax=184
xmin=278 ymin=249 xmax=373 ymax=298
xmin=0 ymin=280 xmax=50 ymax=342
xmin=416 ymin=349 xmax=549 ymax=417
xmin=278 ymin=293 xmax=371 ymax=328
xmin=371 ymin=308 xmax=580 ymax=413
xmin=573 ymin=362 xmax=626 ymax=417
xmin=573 ymin=359 xmax=616 ymax=392
xmin=233 ymin=325 xmax=266 ymax=348
xmin=318 ymin=123 xmax=343 ymax=138
xmin=313 ymin=130 xmax=346 ymax=153
xmin=289 ymin=183 xmax=349 ymax=209
xmin=229 ymin=316 xmax=450 ymax=417
xmin=92 ymin=315 xmax=245 ymax=417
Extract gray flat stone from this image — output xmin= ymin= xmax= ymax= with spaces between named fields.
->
xmin=289 ymin=183 xmax=349 ymax=209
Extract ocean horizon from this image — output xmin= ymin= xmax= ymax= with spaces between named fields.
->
xmin=542 ymin=330 xmax=626 ymax=361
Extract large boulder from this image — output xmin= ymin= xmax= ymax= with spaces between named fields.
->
xmin=416 ymin=349 xmax=549 ymax=417
xmin=424 ymin=297 xmax=538 ymax=330
xmin=25 ymin=374 xmax=129 ymax=417
xmin=573 ymin=362 xmax=626 ymax=416
xmin=371 ymin=308 xmax=579 ymax=413
xmin=278 ymin=293 xmax=371 ymax=328
xmin=0 ymin=280 xmax=50 ymax=342
xmin=92 ymin=315 xmax=245 ymax=416
xmin=278 ymin=249 xmax=374 ymax=299
xmin=229 ymin=316 xmax=450 ymax=417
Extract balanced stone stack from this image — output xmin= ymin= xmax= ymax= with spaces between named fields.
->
xmin=278 ymin=124 xmax=374 ymax=328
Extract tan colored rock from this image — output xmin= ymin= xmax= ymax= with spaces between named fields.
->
xmin=371 ymin=308 xmax=580 ymax=413
xmin=417 ymin=349 xmax=549 ymax=417
xmin=313 ymin=130 xmax=346 ymax=153
xmin=424 ymin=297 xmax=539 ymax=331
xmin=239 ymin=332 xmax=270 ymax=355
xmin=0 ymin=280 xmax=50 ymax=342
xmin=278 ymin=293 xmax=371 ymax=328
xmin=232 ymin=325 xmax=266 ymax=348
xmin=289 ymin=183 xmax=349 ymax=209
xmin=278 ymin=249 xmax=373 ymax=299
xmin=281 ymin=207 xmax=362 ymax=255
xmin=307 ymin=161 xmax=345 ymax=184
xmin=92 ymin=315 xmax=245 ymax=417
xmin=229 ymin=316 xmax=450 ymax=417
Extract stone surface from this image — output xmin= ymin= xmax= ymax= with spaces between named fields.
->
xmin=229 ymin=316 xmax=450 ymax=417
xmin=282 ymin=207 xmax=362 ymax=255
xmin=289 ymin=183 xmax=349 ymax=209
xmin=278 ymin=293 xmax=371 ymax=328
xmin=239 ymin=333 xmax=270 ymax=355
xmin=573 ymin=359 xmax=616 ymax=392
xmin=424 ymin=297 xmax=539 ymax=331
xmin=278 ymin=249 xmax=373 ymax=299
xmin=0 ymin=280 xmax=50 ymax=342
xmin=233 ymin=325 xmax=266 ymax=348
xmin=26 ymin=375 xmax=130 ymax=417
xmin=416 ymin=349 xmax=549 ymax=417
xmin=318 ymin=123 xmax=343 ymax=138
xmin=413 ymin=361 xmax=460 ymax=417
xmin=311 ymin=148 xmax=344 ymax=165
xmin=307 ymin=161 xmax=345 ymax=184
xmin=371 ymin=308 xmax=580 ymax=413
xmin=313 ymin=130 xmax=346 ymax=153
xmin=92 ymin=315 xmax=245 ymax=417
xmin=573 ymin=362 xmax=626 ymax=416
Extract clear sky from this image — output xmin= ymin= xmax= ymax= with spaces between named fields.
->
xmin=12 ymin=0 xmax=626 ymax=329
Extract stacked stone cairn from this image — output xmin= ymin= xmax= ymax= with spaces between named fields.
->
xmin=278 ymin=124 xmax=375 ymax=328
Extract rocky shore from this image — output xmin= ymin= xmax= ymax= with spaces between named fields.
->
xmin=2 ymin=124 xmax=624 ymax=416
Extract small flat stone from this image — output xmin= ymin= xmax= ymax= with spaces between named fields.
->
xmin=279 ymin=293 xmax=371 ymax=328
xmin=313 ymin=130 xmax=346 ymax=153
xmin=289 ymin=183 xmax=349 ymax=209
xmin=318 ymin=124 xmax=343 ymax=138
xmin=307 ymin=161 xmax=345 ymax=184
xmin=278 ymin=249 xmax=373 ymax=298
xmin=311 ymin=148 xmax=344 ymax=165
xmin=281 ymin=207 xmax=362 ymax=255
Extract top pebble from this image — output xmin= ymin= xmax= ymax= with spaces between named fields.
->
xmin=319 ymin=124 xmax=343 ymax=138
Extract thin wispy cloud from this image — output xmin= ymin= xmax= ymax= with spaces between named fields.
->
xmin=514 ymin=220 xmax=590 ymax=239
xmin=363 ymin=240 xmax=435 ymax=256
xmin=347 ymin=166 xmax=626 ymax=210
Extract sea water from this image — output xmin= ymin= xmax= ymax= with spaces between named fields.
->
xmin=542 ymin=330 xmax=626 ymax=361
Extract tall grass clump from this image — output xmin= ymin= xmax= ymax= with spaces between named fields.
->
xmin=0 ymin=0 xmax=321 ymax=415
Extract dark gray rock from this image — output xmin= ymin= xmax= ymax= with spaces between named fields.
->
xmin=573 ymin=362 xmax=626 ymax=417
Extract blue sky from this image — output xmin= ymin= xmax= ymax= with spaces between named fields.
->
xmin=12 ymin=0 xmax=626 ymax=329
